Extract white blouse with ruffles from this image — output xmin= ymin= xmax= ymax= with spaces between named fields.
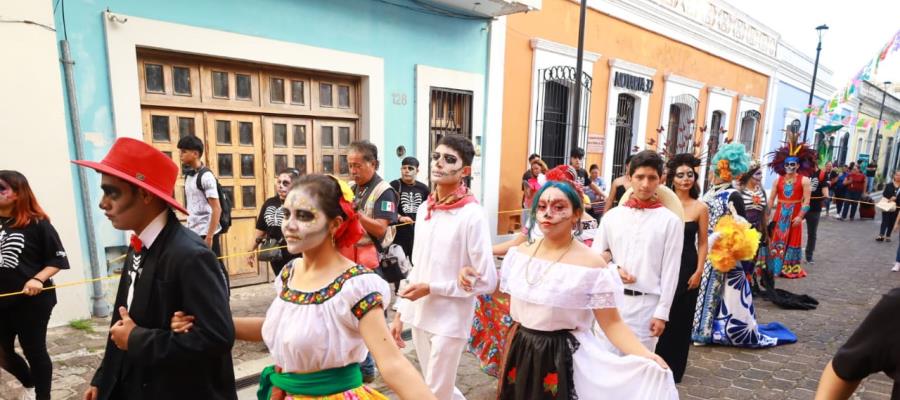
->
xmin=500 ymin=247 xmax=624 ymax=331
xmin=261 ymin=262 xmax=390 ymax=373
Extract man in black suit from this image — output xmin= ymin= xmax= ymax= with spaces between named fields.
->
xmin=74 ymin=137 xmax=236 ymax=400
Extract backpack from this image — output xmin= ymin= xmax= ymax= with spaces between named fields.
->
xmin=195 ymin=167 xmax=233 ymax=234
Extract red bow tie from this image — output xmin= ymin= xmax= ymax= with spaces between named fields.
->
xmin=130 ymin=234 xmax=143 ymax=254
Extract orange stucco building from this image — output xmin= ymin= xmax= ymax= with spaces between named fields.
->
xmin=496 ymin=0 xmax=778 ymax=234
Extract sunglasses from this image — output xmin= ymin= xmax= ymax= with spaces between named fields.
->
xmin=431 ymin=152 xmax=458 ymax=165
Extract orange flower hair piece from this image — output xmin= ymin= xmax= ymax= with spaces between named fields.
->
xmin=717 ymin=159 xmax=732 ymax=181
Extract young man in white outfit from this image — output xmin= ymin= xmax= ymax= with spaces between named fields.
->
xmin=390 ymin=135 xmax=497 ymax=400
xmin=592 ymin=150 xmax=683 ymax=352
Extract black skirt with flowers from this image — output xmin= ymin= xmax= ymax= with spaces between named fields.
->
xmin=498 ymin=325 xmax=580 ymax=400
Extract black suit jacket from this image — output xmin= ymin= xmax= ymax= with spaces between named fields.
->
xmin=91 ymin=211 xmax=236 ymax=399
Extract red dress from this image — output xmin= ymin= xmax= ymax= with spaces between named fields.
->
xmin=767 ymin=175 xmax=807 ymax=279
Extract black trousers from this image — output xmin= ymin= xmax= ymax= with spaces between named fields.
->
xmin=805 ymin=210 xmax=820 ymax=262
xmin=881 ymin=211 xmax=898 ymax=236
xmin=0 ymin=292 xmax=55 ymax=400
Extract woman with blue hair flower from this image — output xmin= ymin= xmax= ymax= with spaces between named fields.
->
xmin=691 ymin=143 xmax=797 ymax=348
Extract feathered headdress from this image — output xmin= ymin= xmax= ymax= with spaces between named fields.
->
xmin=666 ymin=153 xmax=702 ymax=171
xmin=767 ymin=132 xmax=817 ymax=177
xmin=711 ymin=143 xmax=750 ymax=182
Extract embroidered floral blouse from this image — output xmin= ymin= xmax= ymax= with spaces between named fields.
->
xmin=261 ymin=262 xmax=389 ymax=373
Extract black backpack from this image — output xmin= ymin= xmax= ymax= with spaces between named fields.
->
xmin=195 ymin=167 xmax=233 ymax=234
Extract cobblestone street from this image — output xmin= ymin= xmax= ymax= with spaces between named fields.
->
xmin=2 ymin=213 xmax=898 ymax=399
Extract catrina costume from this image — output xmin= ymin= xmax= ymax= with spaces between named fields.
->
xmin=489 ymin=167 xmax=678 ymax=399
xmin=767 ymin=135 xmax=817 ymax=279
xmin=257 ymin=178 xmax=389 ymax=400
xmin=691 ymin=143 xmax=798 ymax=348
xmin=496 ymin=248 xmax=678 ymax=400
xmin=467 ymin=166 xmax=596 ymax=379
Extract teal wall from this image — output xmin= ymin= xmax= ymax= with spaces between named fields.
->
xmin=53 ymin=0 xmax=490 ymax=277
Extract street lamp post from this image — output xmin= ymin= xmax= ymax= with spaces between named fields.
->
xmin=803 ymin=24 xmax=829 ymax=143
xmin=571 ymin=0 xmax=588 ymax=152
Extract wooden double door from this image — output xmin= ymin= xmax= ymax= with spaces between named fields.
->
xmin=141 ymin=108 xmax=356 ymax=286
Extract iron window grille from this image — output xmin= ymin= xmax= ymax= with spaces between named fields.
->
xmin=534 ymin=66 xmax=591 ymax=169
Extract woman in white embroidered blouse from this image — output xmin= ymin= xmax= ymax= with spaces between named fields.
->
xmin=462 ymin=180 xmax=677 ymax=400
xmin=172 ymin=174 xmax=434 ymax=400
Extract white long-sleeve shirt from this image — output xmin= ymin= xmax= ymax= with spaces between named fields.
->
xmin=396 ymin=202 xmax=497 ymax=339
xmin=592 ymin=206 xmax=684 ymax=321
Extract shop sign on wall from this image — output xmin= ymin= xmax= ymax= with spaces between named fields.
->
xmin=646 ymin=0 xmax=778 ymax=57
xmin=587 ymin=134 xmax=605 ymax=153
xmin=614 ymin=72 xmax=654 ymax=93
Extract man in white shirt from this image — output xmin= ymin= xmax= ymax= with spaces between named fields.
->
xmin=592 ymin=150 xmax=683 ymax=352
xmin=177 ymin=136 xmax=223 ymax=256
xmin=390 ymin=135 xmax=497 ymax=400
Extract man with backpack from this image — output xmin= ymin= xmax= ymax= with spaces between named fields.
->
xmin=177 ymin=136 xmax=227 ymax=260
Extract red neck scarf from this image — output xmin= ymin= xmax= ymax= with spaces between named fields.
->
xmin=623 ymin=196 xmax=663 ymax=210
xmin=425 ymin=185 xmax=478 ymax=220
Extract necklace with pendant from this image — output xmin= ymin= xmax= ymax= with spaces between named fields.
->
xmin=525 ymin=237 xmax=575 ymax=286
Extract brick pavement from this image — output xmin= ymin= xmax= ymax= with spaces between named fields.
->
xmin=3 ymin=213 xmax=898 ymax=399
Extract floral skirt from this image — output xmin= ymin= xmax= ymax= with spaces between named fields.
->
xmin=498 ymin=325 xmax=579 ymax=400
xmin=467 ymin=293 xmax=513 ymax=377
xmin=282 ymin=386 xmax=387 ymax=400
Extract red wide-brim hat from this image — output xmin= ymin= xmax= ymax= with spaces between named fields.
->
xmin=72 ymin=137 xmax=189 ymax=215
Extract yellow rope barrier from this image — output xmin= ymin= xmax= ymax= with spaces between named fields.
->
xmin=0 ymin=245 xmax=288 ymax=299
xmin=0 ymin=191 xmax=885 ymax=299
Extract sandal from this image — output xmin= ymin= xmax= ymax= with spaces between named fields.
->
xmin=877 ymin=236 xmax=884 ymax=242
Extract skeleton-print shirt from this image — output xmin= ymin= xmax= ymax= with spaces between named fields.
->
xmin=390 ymin=180 xmax=430 ymax=218
xmin=255 ymin=196 xmax=286 ymax=242
xmin=0 ymin=217 xmax=69 ymax=303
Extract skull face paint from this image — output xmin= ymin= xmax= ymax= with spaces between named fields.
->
xmin=535 ymin=187 xmax=576 ymax=237
xmin=430 ymin=144 xmax=465 ymax=185
xmin=673 ymin=166 xmax=696 ymax=191
xmin=785 ymin=158 xmax=799 ymax=174
xmin=281 ymin=188 xmax=330 ymax=254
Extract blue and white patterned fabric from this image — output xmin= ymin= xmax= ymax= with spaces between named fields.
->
xmin=691 ymin=183 xmax=797 ymax=347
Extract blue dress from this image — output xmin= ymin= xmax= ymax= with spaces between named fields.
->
xmin=691 ymin=183 xmax=797 ymax=347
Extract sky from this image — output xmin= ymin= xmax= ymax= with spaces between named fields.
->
xmin=736 ymin=0 xmax=899 ymax=89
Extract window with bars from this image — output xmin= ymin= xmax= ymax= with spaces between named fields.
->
xmin=533 ymin=66 xmax=591 ymax=169
xmin=429 ymin=88 xmax=473 ymax=187
xmin=665 ymin=94 xmax=699 ymax=156
xmin=739 ymin=110 xmax=761 ymax=153
xmin=429 ymin=88 xmax=473 ymax=148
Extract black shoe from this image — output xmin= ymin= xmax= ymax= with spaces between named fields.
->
xmin=877 ymin=236 xmax=885 ymax=242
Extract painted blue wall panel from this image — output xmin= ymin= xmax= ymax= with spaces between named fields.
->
xmin=52 ymin=0 xmax=490 ymax=274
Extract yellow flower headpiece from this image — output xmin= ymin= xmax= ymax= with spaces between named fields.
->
xmin=329 ymin=175 xmax=355 ymax=203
